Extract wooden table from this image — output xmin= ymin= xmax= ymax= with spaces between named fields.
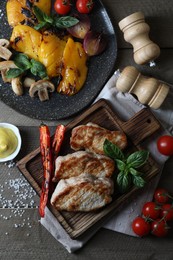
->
xmin=0 ymin=0 xmax=173 ymax=259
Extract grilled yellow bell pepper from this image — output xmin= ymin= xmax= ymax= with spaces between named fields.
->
xmin=10 ymin=26 xmax=71 ymax=78
xmin=10 ymin=25 xmax=42 ymax=61
xmin=38 ymin=31 xmax=69 ymax=78
xmin=6 ymin=0 xmax=51 ymax=27
xmin=57 ymin=38 xmax=88 ymax=95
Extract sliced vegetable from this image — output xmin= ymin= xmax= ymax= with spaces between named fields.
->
xmin=10 ymin=25 xmax=42 ymax=61
xmin=83 ymin=30 xmax=107 ymax=56
xmin=39 ymin=124 xmax=53 ymax=218
xmin=29 ymin=79 xmax=55 ymax=101
xmin=38 ymin=31 xmax=69 ymax=78
xmin=57 ymin=37 xmax=88 ymax=95
xmin=67 ymin=14 xmax=91 ymax=39
xmin=10 ymin=26 xmax=69 ymax=78
xmin=6 ymin=0 xmax=51 ymax=27
xmin=52 ymin=125 xmax=66 ymax=159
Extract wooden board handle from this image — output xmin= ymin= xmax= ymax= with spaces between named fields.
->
xmin=118 ymin=108 xmax=161 ymax=145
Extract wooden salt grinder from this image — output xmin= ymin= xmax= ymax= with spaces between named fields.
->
xmin=118 ymin=12 xmax=160 ymax=65
xmin=116 ymin=66 xmax=169 ymax=109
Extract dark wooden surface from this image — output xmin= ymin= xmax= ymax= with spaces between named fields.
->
xmin=0 ymin=0 xmax=173 ymax=259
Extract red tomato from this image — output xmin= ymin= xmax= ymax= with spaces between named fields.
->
xmin=54 ymin=0 xmax=71 ymax=15
xmin=157 ymin=135 xmax=173 ymax=156
xmin=154 ymin=188 xmax=169 ymax=204
xmin=76 ymin=0 xmax=94 ymax=14
xmin=142 ymin=202 xmax=160 ymax=220
xmin=160 ymin=204 xmax=173 ymax=221
xmin=151 ymin=219 xmax=169 ymax=237
xmin=132 ymin=216 xmax=151 ymax=237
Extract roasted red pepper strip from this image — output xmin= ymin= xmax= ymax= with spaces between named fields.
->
xmin=39 ymin=124 xmax=52 ymax=218
xmin=52 ymin=124 xmax=66 ymax=159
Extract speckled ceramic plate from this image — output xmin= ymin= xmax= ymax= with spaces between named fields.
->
xmin=0 ymin=0 xmax=117 ymax=120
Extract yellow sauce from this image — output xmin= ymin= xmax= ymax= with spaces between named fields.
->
xmin=0 ymin=128 xmax=18 ymax=158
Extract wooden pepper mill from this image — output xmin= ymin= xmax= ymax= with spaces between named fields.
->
xmin=118 ymin=12 xmax=160 ymax=65
xmin=115 ymin=66 xmax=169 ymax=109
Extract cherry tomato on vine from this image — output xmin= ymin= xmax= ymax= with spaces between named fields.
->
xmin=151 ymin=219 xmax=169 ymax=237
xmin=132 ymin=216 xmax=151 ymax=237
xmin=157 ymin=135 xmax=173 ymax=156
xmin=142 ymin=201 xmax=160 ymax=220
xmin=154 ymin=188 xmax=169 ymax=204
xmin=76 ymin=0 xmax=94 ymax=14
xmin=160 ymin=204 xmax=173 ymax=221
xmin=54 ymin=0 xmax=71 ymax=15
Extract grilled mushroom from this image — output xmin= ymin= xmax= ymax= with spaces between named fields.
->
xmin=29 ymin=80 xmax=55 ymax=101
xmin=0 ymin=60 xmax=17 ymax=83
xmin=0 ymin=39 xmax=10 ymax=49
xmin=0 ymin=39 xmax=12 ymax=60
xmin=23 ymin=77 xmax=35 ymax=88
xmin=11 ymin=77 xmax=23 ymax=96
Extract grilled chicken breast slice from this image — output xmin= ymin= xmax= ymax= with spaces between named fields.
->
xmin=70 ymin=122 xmax=127 ymax=155
xmin=51 ymin=173 xmax=114 ymax=212
xmin=53 ymin=151 xmax=115 ymax=182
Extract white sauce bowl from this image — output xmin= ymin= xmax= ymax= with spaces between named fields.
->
xmin=0 ymin=123 xmax=22 ymax=162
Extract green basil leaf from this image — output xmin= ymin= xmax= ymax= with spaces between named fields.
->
xmin=126 ymin=150 xmax=149 ymax=169
xmin=13 ymin=53 xmax=31 ymax=70
xmin=115 ymin=159 xmax=126 ymax=171
xmin=117 ymin=171 xmax=131 ymax=193
xmin=6 ymin=68 xmax=24 ymax=79
xmin=34 ymin=21 xmax=48 ymax=31
xmin=30 ymin=59 xmax=48 ymax=78
xmin=33 ymin=6 xmax=45 ymax=22
xmin=129 ymin=168 xmax=140 ymax=176
xmin=132 ymin=175 xmax=146 ymax=188
xmin=103 ymin=139 xmax=125 ymax=160
xmin=54 ymin=16 xmax=79 ymax=28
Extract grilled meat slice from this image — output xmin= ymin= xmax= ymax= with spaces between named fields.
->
xmin=52 ymin=151 xmax=115 ymax=182
xmin=51 ymin=173 xmax=114 ymax=212
xmin=70 ymin=122 xmax=127 ymax=155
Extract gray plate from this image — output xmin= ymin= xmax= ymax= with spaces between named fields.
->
xmin=0 ymin=0 xmax=117 ymax=120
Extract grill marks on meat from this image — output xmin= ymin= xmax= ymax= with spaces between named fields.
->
xmin=70 ymin=122 xmax=127 ymax=154
xmin=51 ymin=173 xmax=114 ymax=212
xmin=50 ymin=123 xmax=127 ymax=212
xmin=53 ymin=151 xmax=115 ymax=182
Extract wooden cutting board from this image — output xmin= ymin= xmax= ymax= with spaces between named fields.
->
xmin=17 ymin=99 xmax=161 ymax=239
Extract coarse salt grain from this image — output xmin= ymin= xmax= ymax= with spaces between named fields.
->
xmin=0 ymin=171 xmax=39 ymax=235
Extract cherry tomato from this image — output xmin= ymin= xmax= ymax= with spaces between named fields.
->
xmin=154 ymin=188 xmax=169 ymax=204
xmin=160 ymin=204 xmax=173 ymax=221
xmin=76 ymin=0 xmax=94 ymax=14
xmin=151 ymin=219 xmax=169 ymax=237
xmin=132 ymin=216 xmax=151 ymax=237
xmin=157 ymin=135 xmax=173 ymax=156
xmin=142 ymin=202 xmax=160 ymax=220
xmin=54 ymin=0 xmax=71 ymax=15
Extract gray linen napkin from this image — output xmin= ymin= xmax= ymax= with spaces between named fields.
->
xmin=41 ymin=70 xmax=172 ymax=253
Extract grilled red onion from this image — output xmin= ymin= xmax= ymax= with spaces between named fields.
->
xmin=67 ymin=14 xmax=90 ymax=39
xmin=83 ymin=30 xmax=107 ymax=56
